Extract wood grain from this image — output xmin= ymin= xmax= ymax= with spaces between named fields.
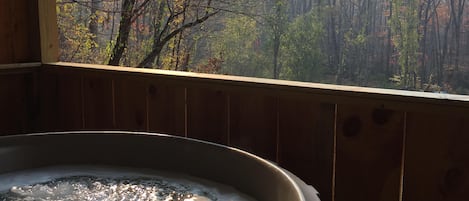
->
xmin=39 ymin=70 xmax=83 ymax=131
xmin=147 ymin=80 xmax=185 ymax=136
xmin=26 ymin=0 xmax=41 ymax=62
xmin=11 ymin=0 xmax=40 ymax=63
xmin=0 ymin=74 xmax=29 ymax=134
xmin=56 ymin=73 xmax=83 ymax=130
xmin=114 ymin=77 xmax=147 ymax=131
xmin=83 ymin=76 xmax=114 ymax=129
xmin=38 ymin=0 xmax=59 ymax=62
xmin=229 ymin=91 xmax=278 ymax=161
xmin=38 ymin=69 xmax=58 ymax=131
xmin=335 ymin=105 xmax=405 ymax=201
xmin=278 ymin=98 xmax=335 ymax=201
xmin=404 ymin=113 xmax=469 ymax=201
xmin=0 ymin=0 xmax=41 ymax=63
xmin=187 ymin=87 xmax=228 ymax=144
xmin=47 ymin=63 xmax=469 ymax=115
xmin=30 ymin=63 xmax=469 ymax=201
xmin=0 ymin=1 xmax=14 ymax=64
xmin=23 ymin=72 xmax=39 ymax=133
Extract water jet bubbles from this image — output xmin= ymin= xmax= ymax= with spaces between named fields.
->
xmin=0 ymin=166 xmax=256 ymax=201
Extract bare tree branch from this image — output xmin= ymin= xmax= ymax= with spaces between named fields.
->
xmin=138 ymin=10 xmax=220 ymax=67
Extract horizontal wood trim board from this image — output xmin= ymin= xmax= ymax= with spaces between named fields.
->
xmin=0 ymin=62 xmax=41 ymax=69
xmin=0 ymin=63 xmax=41 ymax=75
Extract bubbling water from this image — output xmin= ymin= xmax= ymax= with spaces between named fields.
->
xmin=0 ymin=166 xmax=257 ymax=201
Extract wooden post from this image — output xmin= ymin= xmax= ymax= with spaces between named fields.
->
xmin=38 ymin=0 xmax=59 ymax=63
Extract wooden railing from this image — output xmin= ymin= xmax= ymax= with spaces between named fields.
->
xmin=2 ymin=62 xmax=469 ymax=201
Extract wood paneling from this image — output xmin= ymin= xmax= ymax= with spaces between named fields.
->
xmin=57 ymin=73 xmax=83 ymax=130
xmin=114 ymin=77 xmax=147 ymax=131
xmin=0 ymin=1 xmax=14 ymax=64
xmin=38 ymin=70 xmax=58 ymax=131
xmin=0 ymin=73 xmax=32 ymax=134
xmin=83 ymin=76 xmax=114 ymax=129
xmin=0 ymin=0 xmax=40 ymax=64
xmin=278 ymin=99 xmax=335 ymax=201
xmin=187 ymin=87 xmax=228 ymax=144
xmin=147 ymin=80 xmax=185 ymax=136
xmin=335 ymin=105 xmax=405 ymax=201
xmin=229 ymin=91 xmax=278 ymax=161
xmin=46 ymin=63 xmax=469 ymax=115
xmin=39 ymin=71 xmax=83 ymax=131
xmin=11 ymin=0 xmax=40 ymax=63
xmin=404 ymin=113 xmax=469 ymax=201
xmin=13 ymin=63 xmax=469 ymax=201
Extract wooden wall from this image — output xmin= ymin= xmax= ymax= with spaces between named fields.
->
xmin=0 ymin=64 xmax=39 ymax=135
xmin=0 ymin=0 xmax=41 ymax=64
xmin=38 ymin=63 xmax=469 ymax=201
xmin=0 ymin=0 xmax=41 ymax=135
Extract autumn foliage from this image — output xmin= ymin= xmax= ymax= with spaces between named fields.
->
xmin=57 ymin=0 xmax=469 ymax=95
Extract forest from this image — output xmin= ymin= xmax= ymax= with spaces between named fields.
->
xmin=57 ymin=0 xmax=469 ymax=94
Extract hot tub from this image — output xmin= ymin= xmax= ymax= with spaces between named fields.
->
xmin=0 ymin=131 xmax=319 ymax=201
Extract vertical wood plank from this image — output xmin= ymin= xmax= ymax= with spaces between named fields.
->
xmin=187 ymin=87 xmax=228 ymax=144
xmin=114 ymin=77 xmax=147 ymax=131
xmin=23 ymin=72 xmax=39 ymax=133
xmin=27 ymin=0 xmax=41 ymax=62
xmin=147 ymin=81 xmax=185 ymax=136
xmin=230 ymin=92 xmax=277 ymax=161
xmin=0 ymin=1 xmax=14 ymax=64
xmin=83 ymin=76 xmax=114 ymax=129
xmin=38 ymin=0 xmax=59 ymax=62
xmin=10 ymin=0 xmax=28 ymax=62
xmin=335 ymin=105 xmax=404 ymax=201
xmin=11 ymin=0 xmax=40 ymax=62
xmin=39 ymin=71 xmax=83 ymax=131
xmin=38 ymin=70 xmax=58 ymax=131
xmin=0 ymin=74 xmax=28 ymax=134
xmin=0 ymin=0 xmax=40 ymax=63
xmin=57 ymin=73 xmax=83 ymax=130
xmin=404 ymin=113 xmax=469 ymax=201
xmin=278 ymin=98 xmax=335 ymax=201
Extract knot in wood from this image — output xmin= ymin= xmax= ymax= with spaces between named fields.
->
xmin=372 ymin=108 xmax=393 ymax=125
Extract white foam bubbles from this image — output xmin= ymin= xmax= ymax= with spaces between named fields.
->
xmin=0 ymin=166 xmax=257 ymax=201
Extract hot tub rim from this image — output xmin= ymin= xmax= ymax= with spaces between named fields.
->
xmin=0 ymin=131 xmax=309 ymax=201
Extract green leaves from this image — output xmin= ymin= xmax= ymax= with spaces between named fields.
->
xmin=281 ymin=11 xmax=325 ymax=82
xmin=212 ymin=15 xmax=270 ymax=77
xmin=390 ymin=0 xmax=420 ymax=88
xmin=57 ymin=2 xmax=99 ymax=63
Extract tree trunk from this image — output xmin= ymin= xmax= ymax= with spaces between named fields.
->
xmin=328 ymin=0 xmax=341 ymax=84
xmin=272 ymin=0 xmax=283 ymax=79
xmin=108 ymin=0 xmax=136 ymax=66
xmin=386 ymin=0 xmax=393 ymax=78
xmin=439 ymin=11 xmax=451 ymax=85
xmin=449 ymin=0 xmax=465 ymax=75
xmin=88 ymin=0 xmax=100 ymax=48
xmin=138 ymin=10 xmax=219 ymax=68
xmin=420 ymin=0 xmax=431 ymax=87
xmin=273 ymin=34 xmax=280 ymax=79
